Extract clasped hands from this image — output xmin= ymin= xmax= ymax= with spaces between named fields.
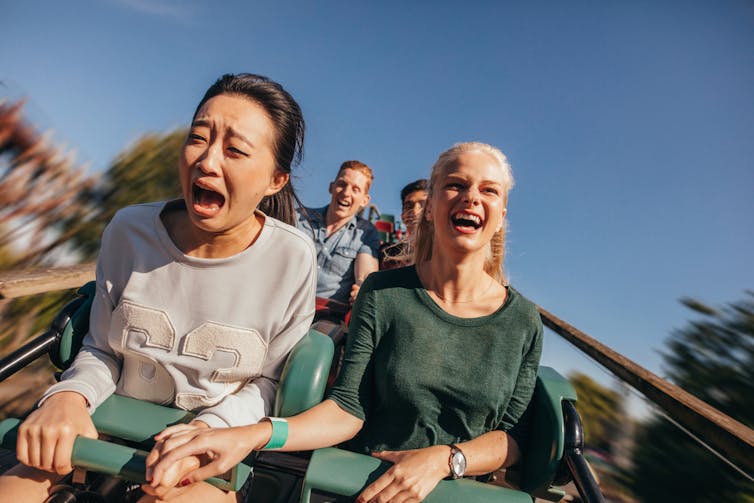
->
xmin=145 ymin=425 xmax=451 ymax=503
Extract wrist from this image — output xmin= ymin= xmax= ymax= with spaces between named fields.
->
xmin=253 ymin=419 xmax=274 ymax=450
xmin=259 ymin=417 xmax=288 ymax=450
xmin=43 ymin=391 xmax=88 ymax=409
xmin=447 ymin=443 xmax=467 ymax=479
xmin=427 ymin=444 xmax=454 ymax=478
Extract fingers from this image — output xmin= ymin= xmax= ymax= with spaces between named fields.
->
xmin=160 ymin=455 xmax=202 ymax=488
xmin=178 ymin=461 xmax=230 ymax=487
xmin=25 ymin=426 xmax=41 ymax=469
xmin=370 ymin=450 xmax=402 ymax=462
xmin=146 ymin=427 xmax=203 ymax=481
xmin=154 ymin=422 xmax=198 ymax=441
xmin=356 ymin=471 xmax=395 ymax=503
xmin=149 ymin=437 xmax=214 ymax=488
xmin=53 ymin=433 xmax=75 ymax=475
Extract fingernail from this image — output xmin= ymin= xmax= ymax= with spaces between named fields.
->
xmin=180 ymin=479 xmax=191 ymax=487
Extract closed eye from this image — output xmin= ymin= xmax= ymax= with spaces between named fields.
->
xmin=228 ymin=146 xmax=248 ymax=157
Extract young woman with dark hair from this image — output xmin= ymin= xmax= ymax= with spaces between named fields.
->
xmin=0 ymin=73 xmax=316 ymax=503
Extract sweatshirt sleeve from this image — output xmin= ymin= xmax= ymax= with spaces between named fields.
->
xmin=38 ymin=249 xmax=122 ymax=412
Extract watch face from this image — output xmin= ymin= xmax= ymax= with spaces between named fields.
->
xmin=451 ymin=450 xmax=467 ymax=477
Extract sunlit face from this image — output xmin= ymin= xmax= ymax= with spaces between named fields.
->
xmin=424 ymin=151 xmax=507 ymax=256
xmin=179 ymin=94 xmax=288 ymax=237
xmin=328 ymin=168 xmax=371 ymax=221
xmin=401 ymin=189 xmax=427 ymax=236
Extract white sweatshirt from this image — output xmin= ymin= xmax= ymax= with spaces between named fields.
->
xmin=42 ymin=201 xmax=317 ymax=427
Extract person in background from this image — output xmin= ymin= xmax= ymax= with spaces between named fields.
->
xmin=297 ymin=161 xmax=380 ymax=304
xmin=146 ymin=141 xmax=544 ymax=503
xmin=380 ymin=178 xmax=428 ymax=269
xmin=400 ymin=178 xmax=428 ymax=237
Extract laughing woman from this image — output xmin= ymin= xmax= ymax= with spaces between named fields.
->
xmin=147 ymin=142 xmax=543 ymax=502
xmin=0 ymin=73 xmax=317 ymax=503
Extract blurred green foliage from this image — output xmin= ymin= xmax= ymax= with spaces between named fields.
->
xmin=63 ymin=129 xmax=185 ymax=259
xmin=1 ymin=129 xmax=186 ymax=353
xmin=630 ymin=293 xmax=754 ymax=502
xmin=569 ymin=372 xmax=624 ymax=452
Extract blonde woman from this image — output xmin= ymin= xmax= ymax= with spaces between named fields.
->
xmin=147 ymin=142 xmax=543 ymax=503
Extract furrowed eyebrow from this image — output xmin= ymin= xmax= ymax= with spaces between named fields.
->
xmin=191 ymin=117 xmax=211 ymax=128
xmin=190 ymin=119 xmax=255 ymax=149
xmin=227 ymin=127 xmax=254 ymax=149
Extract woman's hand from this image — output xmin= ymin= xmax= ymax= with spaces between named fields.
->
xmin=357 ymin=445 xmax=450 ymax=503
xmin=145 ymin=422 xmax=271 ymax=489
xmin=141 ymin=454 xmax=201 ymax=499
xmin=16 ymin=391 xmax=97 ymax=474
xmin=142 ymin=421 xmax=208 ymax=496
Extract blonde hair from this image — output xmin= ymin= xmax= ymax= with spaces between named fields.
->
xmin=413 ymin=142 xmax=514 ymax=284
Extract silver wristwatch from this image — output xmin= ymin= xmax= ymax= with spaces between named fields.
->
xmin=448 ymin=443 xmax=467 ymax=479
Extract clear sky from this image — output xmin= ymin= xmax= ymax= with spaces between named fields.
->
xmin=3 ymin=0 xmax=753 ymax=411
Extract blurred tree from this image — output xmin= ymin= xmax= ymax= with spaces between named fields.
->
xmin=569 ymin=372 xmax=624 ymax=452
xmin=0 ymin=116 xmax=185 ymax=416
xmin=62 ymin=129 xmax=185 ymax=258
xmin=630 ymin=292 xmax=754 ymax=503
xmin=1 ymin=100 xmax=183 ymax=332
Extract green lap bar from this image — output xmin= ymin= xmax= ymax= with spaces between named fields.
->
xmin=0 ymin=417 xmax=250 ymax=492
xmin=301 ymin=447 xmax=533 ymax=503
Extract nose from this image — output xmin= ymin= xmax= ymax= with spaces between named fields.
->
xmin=196 ymin=142 xmax=222 ymax=176
xmin=462 ymin=186 xmax=481 ymax=205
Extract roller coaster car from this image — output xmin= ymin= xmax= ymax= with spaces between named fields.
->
xmin=0 ymin=282 xmax=603 ymax=503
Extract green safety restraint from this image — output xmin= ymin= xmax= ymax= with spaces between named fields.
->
xmin=0 ymin=282 xmax=335 ymax=492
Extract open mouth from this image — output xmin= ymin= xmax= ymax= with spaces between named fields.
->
xmin=192 ymin=183 xmax=225 ymax=215
xmin=451 ymin=211 xmax=482 ymax=232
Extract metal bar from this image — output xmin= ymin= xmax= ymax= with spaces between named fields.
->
xmin=562 ymin=401 xmax=606 ymax=503
xmin=537 ymin=306 xmax=754 ymax=478
xmin=0 ymin=330 xmax=57 ymax=382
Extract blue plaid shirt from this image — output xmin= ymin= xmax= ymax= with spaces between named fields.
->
xmin=296 ymin=205 xmax=380 ymax=303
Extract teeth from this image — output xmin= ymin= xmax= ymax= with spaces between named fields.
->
xmin=455 ymin=212 xmax=481 ymax=225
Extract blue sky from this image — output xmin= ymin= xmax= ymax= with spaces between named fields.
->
xmin=3 ymin=0 xmax=753 ymax=412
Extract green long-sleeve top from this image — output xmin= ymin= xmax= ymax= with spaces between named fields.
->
xmin=327 ymin=266 xmax=543 ymax=454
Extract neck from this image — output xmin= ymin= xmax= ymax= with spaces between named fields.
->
xmin=325 ymin=206 xmax=355 ymax=236
xmin=416 ymin=247 xmax=490 ymax=303
xmin=163 ymin=207 xmax=264 ymax=259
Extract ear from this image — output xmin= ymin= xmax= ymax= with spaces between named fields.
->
xmin=328 ymin=181 xmax=335 ymax=195
xmin=359 ymin=193 xmax=371 ymax=210
xmin=496 ymin=207 xmax=507 ymax=232
xmin=265 ymin=171 xmax=290 ymax=196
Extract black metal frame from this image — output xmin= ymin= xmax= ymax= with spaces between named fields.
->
xmin=562 ymin=400 xmax=606 ymax=503
xmin=0 ymin=294 xmax=87 ymax=383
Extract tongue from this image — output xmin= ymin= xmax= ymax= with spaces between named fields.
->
xmin=196 ymin=187 xmax=224 ymax=210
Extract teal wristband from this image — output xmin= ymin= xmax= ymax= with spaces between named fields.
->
xmin=262 ymin=417 xmax=288 ymax=450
